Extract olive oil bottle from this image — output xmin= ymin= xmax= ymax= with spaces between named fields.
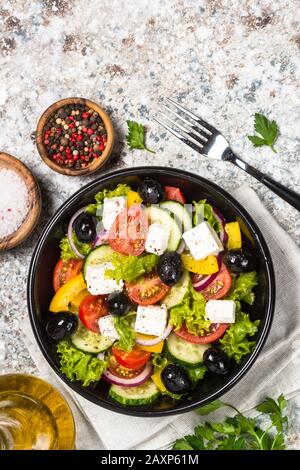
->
xmin=0 ymin=374 xmax=75 ymax=450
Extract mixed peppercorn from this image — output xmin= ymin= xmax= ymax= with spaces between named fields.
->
xmin=43 ymin=103 xmax=107 ymax=169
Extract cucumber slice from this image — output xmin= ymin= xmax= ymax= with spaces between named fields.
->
xmin=145 ymin=206 xmax=181 ymax=251
xmin=166 ymin=333 xmax=210 ymax=366
xmin=162 ymin=270 xmax=190 ymax=309
xmin=160 ymin=201 xmax=192 ymax=232
xmin=83 ymin=245 xmax=113 ymax=278
xmin=109 ymin=380 xmax=160 ymax=405
xmin=71 ymin=323 xmax=113 ymax=353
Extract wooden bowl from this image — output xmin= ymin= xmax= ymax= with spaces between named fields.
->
xmin=0 ymin=153 xmax=41 ymax=251
xmin=36 ymin=97 xmax=114 ymax=176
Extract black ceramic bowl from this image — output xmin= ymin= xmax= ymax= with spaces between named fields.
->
xmin=28 ymin=167 xmax=275 ymax=417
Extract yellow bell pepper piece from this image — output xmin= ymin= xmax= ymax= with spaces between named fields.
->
xmin=68 ymin=289 xmax=89 ymax=314
xmin=136 ymin=333 xmax=164 ymax=353
xmin=127 ymin=190 xmax=142 ymax=207
xmin=49 ymin=273 xmax=86 ymax=313
xmin=181 ymin=253 xmax=219 ymax=275
xmin=225 ymin=221 xmax=242 ymax=250
xmin=151 ymin=369 xmax=167 ymax=393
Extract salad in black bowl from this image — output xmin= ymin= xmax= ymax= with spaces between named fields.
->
xmin=28 ymin=167 xmax=275 ymax=416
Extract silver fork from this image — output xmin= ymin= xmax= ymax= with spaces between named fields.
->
xmin=154 ymin=98 xmax=300 ymax=211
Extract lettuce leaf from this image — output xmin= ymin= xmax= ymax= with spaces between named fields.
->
xmin=186 ymin=365 xmax=207 ymax=385
xmin=219 ymin=312 xmax=260 ymax=363
xmin=228 ymin=272 xmax=258 ymax=306
xmin=56 ymin=341 xmax=107 ymax=387
xmin=114 ymin=315 xmax=136 ymax=352
xmin=169 ymin=285 xmax=211 ymax=336
xmin=193 ymin=199 xmax=221 ymax=233
xmin=59 ymin=233 xmax=92 ymax=261
xmin=105 ymin=253 xmax=158 ymax=283
xmin=86 ymin=184 xmax=131 ymax=215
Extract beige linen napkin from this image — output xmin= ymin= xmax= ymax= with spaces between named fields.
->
xmin=23 ymin=185 xmax=300 ymax=450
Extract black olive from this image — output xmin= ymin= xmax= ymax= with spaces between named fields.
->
xmin=157 ymin=252 xmax=183 ymax=286
xmin=137 ymin=179 xmax=165 ymax=204
xmin=46 ymin=313 xmax=78 ymax=341
xmin=161 ymin=364 xmax=191 ymax=394
xmin=74 ymin=213 xmax=96 ymax=242
xmin=108 ymin=293 xmax=131 ymax=316
xmin=203 ymin=348 xmax=231 ymax=376
xmin=223 ymin=249 xmax=257 ymax=273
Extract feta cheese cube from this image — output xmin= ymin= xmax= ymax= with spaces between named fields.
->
xmin=145 ymin=223 xmax=170 ymax=256
xmin=205 ymin=300 xmax=236 ymax=324
xmin=98 ymin=315 xmax=120 ymax=341
xmin=135 ymin=305 xmax=168 ymax=336
xmin=85 ymin=262 xmax=124 ymax=295
xmin=182 ymin=221 xmax=223 ymax=260
xmin=102 ymin=196 xmax=127 ymax=231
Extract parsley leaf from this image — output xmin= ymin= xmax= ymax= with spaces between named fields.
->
xmin=248 ymin=113 xmax=279 ymax=152
xmin=126 ymin=120 xmax=155 ymax=154
xmin=197 ymin=399 xmax=223 ymax=415
xmin=172 ymin=439 xmax=194 ymax=450
xmin=172 ymin=394 xmax=288 ymax=450
xmin=256 ymin=394 xmax=288 ymax=434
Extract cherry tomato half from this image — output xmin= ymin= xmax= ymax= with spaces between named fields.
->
xmin=175 ymin=323 xmax=229 ymax=344
xmin=108 ymin=355 xmax=143 ymax=379
xmin=112 ymin=346 xmax=151 ymax=370
xmin=201 ymin=264 xmax=232 ymax=301
xmin=125 ymin=272 xmax=170 ymax=306
xmin=164 ymin=186 xmax=186 ymax=204
xmin=53 ymin=258 xmax=83 ymax=292
xmin=108 ymin=204 xmax=148 ymax=256
xmin=78 ymin=295 xmax=108 ymax=332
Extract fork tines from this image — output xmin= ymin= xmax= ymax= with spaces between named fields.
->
xmin=154 ymin=98 xmax=213 ymax=153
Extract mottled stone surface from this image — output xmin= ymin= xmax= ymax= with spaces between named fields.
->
xmin=0 ymin=0 xmax=299 ymax=447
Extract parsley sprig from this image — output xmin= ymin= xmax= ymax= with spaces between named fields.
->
xmin=248 ymin=113 xmax=279 ymax=153
xmin=173 ymin=394 xmax=288 ymax=450
xmin=126 ymin=120 xmax=155 ymax=154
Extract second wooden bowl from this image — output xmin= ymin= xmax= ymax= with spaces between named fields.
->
xmin=36 ymin=97 xmax=114 ymax=177
xmin=0 ymin=152 xmax=41 ymax=251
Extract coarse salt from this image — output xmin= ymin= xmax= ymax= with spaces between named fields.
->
xmin=0 ymin=168 xmax=29 ymax=239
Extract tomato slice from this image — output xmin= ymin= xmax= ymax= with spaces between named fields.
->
xmin=125 ymin=272 xmax=170 ymax=306
xmin=108 ymin=203 xmax=148 ymax=256
xmin=164 ymin=186 xmax=186 ymax=204
xmin=78 ymin=295 xmax=108 ymax=332
xmin=112 ymin=346 xmax=151 ymax=370
xmin=53 ymin=258 xmax=83 ymax=292
xmin=201 ymin=264 xmax=232 ymax=300
xmin=108 ymin=356 xmax=143 ymax=379
xmin=175 ymin=323 xmax=229 ymax=344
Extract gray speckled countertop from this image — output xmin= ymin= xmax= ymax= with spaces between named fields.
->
xmin=0 ymin=0 xmax=299 ymax=448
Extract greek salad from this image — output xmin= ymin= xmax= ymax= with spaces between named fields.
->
xmin=47 ymin=179 xmax=259 ymax=406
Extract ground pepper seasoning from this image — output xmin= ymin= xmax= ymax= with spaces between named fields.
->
xmin=43 ymin=103 xmax=107 ymax=169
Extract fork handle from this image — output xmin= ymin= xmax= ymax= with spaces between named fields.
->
xmin=227 ymin=152 xmax=300 ymax=211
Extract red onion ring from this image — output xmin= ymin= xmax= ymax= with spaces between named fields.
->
xmin=212 ymin=207 xmax=228 ymax=246
xmin=102 ymin=362 xmax=152 ymax=387
xmin=67 ymin=206 xmax=88 ymax=259
xmin=192 ymin=253 xmax=222 ymax=291
xmin=93 ymin=228 xmax=108 ymax=247
xmin=176 ymin=239 xmax=186 ymax=254
xmin=135 ymin=324 xmax=173 ymax=347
